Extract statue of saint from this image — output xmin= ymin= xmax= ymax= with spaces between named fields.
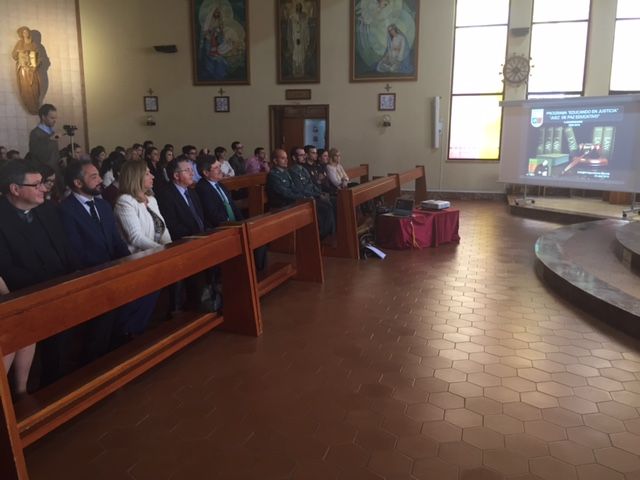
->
xmin=12 ymin=26 xmax=43 ymax=115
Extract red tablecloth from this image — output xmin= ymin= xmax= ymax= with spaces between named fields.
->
xmin=375 ymin=208 xmax=460 ymax=249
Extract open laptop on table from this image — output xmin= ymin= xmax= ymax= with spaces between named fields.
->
xmin=389 ymin=198 xmax=414 ymax=217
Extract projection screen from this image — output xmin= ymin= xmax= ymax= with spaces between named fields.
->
xmin=499 ymin=94 xmax=640 ymax=193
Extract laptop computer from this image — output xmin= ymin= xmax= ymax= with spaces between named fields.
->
xmin=390 ymin=198 xmax=414 ymax=217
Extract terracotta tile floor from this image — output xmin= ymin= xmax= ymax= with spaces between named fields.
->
xmin=25 ymin=200 xmax=640 ymax=479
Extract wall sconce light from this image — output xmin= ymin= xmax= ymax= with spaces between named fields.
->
xmin=382 ymin=114 xmax=391 ymax=127
xmin=145 ymin=115 xmax=156 ymax=126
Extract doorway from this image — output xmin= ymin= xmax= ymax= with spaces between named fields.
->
xmin=269 ymin=105 xmax=329 ymax=154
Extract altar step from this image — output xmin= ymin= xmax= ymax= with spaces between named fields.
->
xmin=535 ymin=219 xmax=640 ymax=337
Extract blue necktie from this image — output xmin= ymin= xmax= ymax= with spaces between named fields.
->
xmin=184 ymin=190 xmax=204 ymax=232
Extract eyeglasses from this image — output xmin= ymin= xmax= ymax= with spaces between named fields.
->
xmin=188 ymin=151 xmax=197 ymax=155
xmin=175 ymin=169 xmax=193 ymax=174
xmin=16 ymin=182 xmax=48 ymax=191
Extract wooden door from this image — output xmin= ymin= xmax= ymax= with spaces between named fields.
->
xmin=269 ymin=105 xmax=329 ymax=155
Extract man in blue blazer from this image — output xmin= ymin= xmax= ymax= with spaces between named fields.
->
xmin=195 ymin=155 xmax=266 ymax=271
xmin=194 ymin=155 xmax=242 ymax=228
xmin=59 ymin=160 xmax=154 ymax=362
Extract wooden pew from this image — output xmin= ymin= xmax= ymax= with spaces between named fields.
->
xmin=244 ymin=200 xmax=323 ymax=311
xmin=323 ymin=175 xmax=400 ymax=259
xmin=388 ymin=165 xmax=428 ymax=204
xmin=220 ymin=172 xmax=269 ymax=217
xmin=0 ymin=227 xmax=260 ymax=479
xmin=344 ymin=164 xmax=369 ymax=184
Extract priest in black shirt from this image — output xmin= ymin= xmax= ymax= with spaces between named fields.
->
xmin=0 ymin=160 xmax=79 ymax=388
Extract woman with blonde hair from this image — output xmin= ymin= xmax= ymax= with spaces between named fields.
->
xmin=114 ymin=160 xmax=171 ymax=254
xmin=326 ymin=148 xmax=349 ymax=189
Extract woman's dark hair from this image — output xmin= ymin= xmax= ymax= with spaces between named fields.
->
xmin=90 ymin=145 xmax=106 ymax=161
xmin=144 ymin=146 xmax=158 ymax=161
xmin=159 ymin=147 xmax=173 ymax=168
xmin=100 ymin=151 xmax=123 ymax=178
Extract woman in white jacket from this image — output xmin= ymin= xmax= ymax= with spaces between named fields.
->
xmin=114 ymin=160 xmax=171 ymax=253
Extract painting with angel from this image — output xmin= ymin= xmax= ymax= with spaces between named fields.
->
xmin=351 ymin=0 xmax=419 ymax=82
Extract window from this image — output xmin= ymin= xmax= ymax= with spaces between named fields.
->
xmin=527 ymin=0 xmax=590 ymax=98
xmin=448 ymin=0 xmax=509 ymax=160
xmin=610 ymin=0 xmax=640 ymax=93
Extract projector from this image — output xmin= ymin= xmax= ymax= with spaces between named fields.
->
xmin=420 ymin=200 xmax=450 ymax=210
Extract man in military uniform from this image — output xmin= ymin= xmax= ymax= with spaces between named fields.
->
xmin=267 ymin=148 xmax=335 ymax=239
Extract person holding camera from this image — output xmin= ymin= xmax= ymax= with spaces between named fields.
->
xmin=28 ymin=103 xmax=64 ymax=195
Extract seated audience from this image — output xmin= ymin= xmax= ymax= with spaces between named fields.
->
xmin=0 ymin=160 xmax=80 ymax=387
xmin=61 ymin=159 xmax=158 ymax=343
xmin=101 ymin=154 xmax=126 ymax=208
xmin=195 ymin=156 xmax=242 ymax=227
xmin=303 ymin=145 xmax=323 ymax=187
xmin=326 ymin=148 xmax=349 ymax=189
xmin=90 ymin=145 xmax=107 ymax=171
xmin=38 ymin=163 xmax=58 ymax=202
xmin=245 ymin=147 xmax=270 ymax=174
xmin=145 ymin=146 xmax=169 ymax=192
xmin=157 ymin=158 xmax=209 ymax=312
xmin=100 ymin=150 xmax=123 ymax=188
xmin=114 ymin=160 xmax=171 ymax=253
xmin=156 ymin=157 xmax=206 ymax=240
xmin=228 ymin=141 xmax=246 ymax=175
xmin=181 ymin=145 xmax=201 ymax=182
xmin=267 ymin=149 xmax=335 ymax=239
xmin=215 ymin=146 xmax=234 ymax=177
xmin=0 ymin=146 xmax=7 ymax=162
xmin=7 ymin=149 xmax=21 ymax=161
xmin=60 ymin=160 xmax=129 ymax=361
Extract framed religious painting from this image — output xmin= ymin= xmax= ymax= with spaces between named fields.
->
xmin=276 ymin=0 xmax=320 ymax=83
xmin=190 ymin=0 xmax=250 ymax=85
xmin=378 ymin=93 xmax=395 ymax=111
xmin=350 ymin=0 xmax=419 ymax=82
xmin=214 ymin=96 xmax=230 ymax=112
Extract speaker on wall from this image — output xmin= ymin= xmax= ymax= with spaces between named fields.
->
xmin=154 ymin=45 xmax=178 ymax=53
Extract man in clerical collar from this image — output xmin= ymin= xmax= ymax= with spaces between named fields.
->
xmin=0 ymin=159 xmax=80 ymax=388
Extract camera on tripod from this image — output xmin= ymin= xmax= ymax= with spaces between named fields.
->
xmin=63 ymin=124 xmax=78 ymax=136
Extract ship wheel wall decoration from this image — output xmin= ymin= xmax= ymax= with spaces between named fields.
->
xmin=502 ymin=53 xmax=532 ymax=86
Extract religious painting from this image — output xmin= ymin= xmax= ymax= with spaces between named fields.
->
xmin=351 ymin=0 xmax=419 ymax=82
xmin=214 ymin=96 xmax=230 ymax=112
xmin=190 ymin=0 xmax=250 ymax=85
xmin=276 ymin=0 xmax=320 ymax=84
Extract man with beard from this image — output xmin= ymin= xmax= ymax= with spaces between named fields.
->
xmin=59 ymin=160 xmax=132 ymax=362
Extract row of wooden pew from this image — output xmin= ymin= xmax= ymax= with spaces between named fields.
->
xmin=0 ymin=163 xmax=427 ymax=479
xmin=220 ymin=164 xmax=427 ymax=259
xmin=0 ymin=201 xmax=323 ymax=480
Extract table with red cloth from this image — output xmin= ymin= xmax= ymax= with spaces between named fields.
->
xmin=375 ymin=208 xmax=460 ymax=249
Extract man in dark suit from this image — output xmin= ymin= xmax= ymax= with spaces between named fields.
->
xmin=194 ymin=155 xmax=242 ymax=228
xmin=0 ymin=160 xmax=80 ymax=387
xmin=156 ymin=157 xmax=207 ymax=240
xmin=195 ymin=155 xmax=267 ymax=271
xmin=156 ymin=157 xmax=210 ymax=311
xmin=59 ymin=160 xmax=131 ymax=362
xmin=28 ymin=104 xmax=63 ymax=195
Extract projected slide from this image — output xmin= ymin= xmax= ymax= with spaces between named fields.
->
xmin=499 ymin=94 xmax=640 ymax=193
xmin=525 ymin=106 xmax=622 ymax=181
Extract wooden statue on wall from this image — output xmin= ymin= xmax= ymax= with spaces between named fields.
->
xmin=11 ymin=26 xmax=50 ymax=115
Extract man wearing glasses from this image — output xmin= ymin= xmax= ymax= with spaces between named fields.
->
xmin=0 ymin=160 xmax=80 ymax=387
xmin=181 ymin=144 xmax=202 ymax=183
